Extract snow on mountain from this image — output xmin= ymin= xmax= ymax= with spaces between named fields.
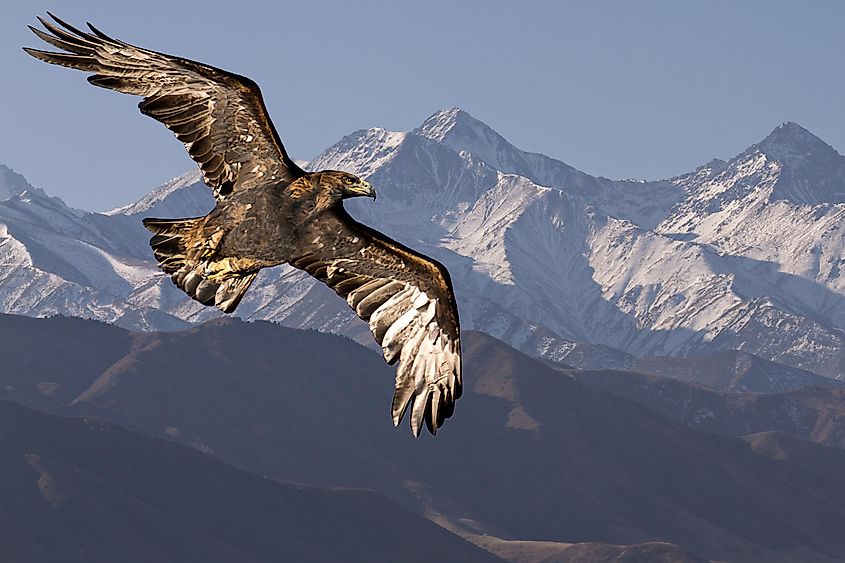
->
xmin=302 ymin=110 xmax=845 ymax=376
xmin=414 ymin=108 xmax=683 ymax=229
xmin=416 ymin=108 xmax=597 ymax=191
xmin=0 ymin=165 xmax=36 ymax=201
xmin=1 ymin=109 xmax=844 ymax=378
xmin=0 ymin=187 xmax=193 ymax=331
xmin=105 ymin=169 xmax=214 ymax=218
xmin=643 ymin=121 xmax=845 ymax=375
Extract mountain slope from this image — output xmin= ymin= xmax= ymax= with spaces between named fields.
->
xmin=309 ymin=111 xmax=845 ymax=376
xmin=0 ymin=398 xmax=499 ymax=563
xmin=571 ymin=367 xmax=845 ymax=449
xmin=632 ymin=349 xmax=845 ymax=393
xmin=2 ymin=313 xmax=845 ymax=562
xmin=0 ymin=187 xmax=194 ymax=331
xmin=0 ymin=165 xmax=34 ymax=201
xmin=2 ymin=109 xmax=845 ymax=378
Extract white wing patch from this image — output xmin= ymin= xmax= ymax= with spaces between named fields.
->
xmin=289 ymin=245 xmax=462 ymax=438
xmin=347 ymin=281 xmax=461 ymax=437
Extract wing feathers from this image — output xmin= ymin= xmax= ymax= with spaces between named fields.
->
xmin=142 ymin=217 xmax=258 ymax=313
xmin=28 ymin=25 xmax=89 ymax=54
xmin=333 ymin=275 xmax=368 ymax=295
xmin=36 ymin=15 xmax=94 ymax=46
xmin=290 ymin=220 xmax=462 ymax=437
xmin=86 ymin=21 xmax=118 ymax=42
xmin=356 ymin=281 xmax=405 ymax=319
xmin=348 ymin=278 xmax=392 ymax=311
xmin=25 ymin=13 xmax=305 ymax=199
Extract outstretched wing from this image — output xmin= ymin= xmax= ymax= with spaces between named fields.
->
xmin=24 ymin=13 xmax=305 ymax=199
xmin=290 ymin=210 xmax=462 ymax=437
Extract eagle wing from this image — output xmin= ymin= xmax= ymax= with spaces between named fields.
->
xmin=24 ymin=13 xmax=304 ymax=199
xmin=290 ymin=211 xmax=462 ymax=437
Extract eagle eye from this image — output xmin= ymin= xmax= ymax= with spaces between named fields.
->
xmin=342 ymin=176 xmax=356 ymax=185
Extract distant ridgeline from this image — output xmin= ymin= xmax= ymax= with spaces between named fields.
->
xmin=1 ymin=110 xmax=845 ymax=380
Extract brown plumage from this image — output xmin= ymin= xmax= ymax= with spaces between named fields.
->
xmin=25 ymin=13 xmax=461 ymax=437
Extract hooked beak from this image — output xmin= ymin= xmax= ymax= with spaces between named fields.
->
xmin=349 ymin=180 xmax=377 ymax=200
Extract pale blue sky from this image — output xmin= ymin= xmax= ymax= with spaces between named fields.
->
xmin=2 ymin=0 xmax=844 ymax=210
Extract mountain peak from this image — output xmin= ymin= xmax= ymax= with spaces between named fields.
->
xmin=415 ymin=107 xmax=491 ymax=143
xmin=755 ymin=121 xmax=837 ymax=164
xmin=742 ymin=121 xmax=845 ymax=204
xmin=0 ymin=165 xmax=36 ymax=201
xmin=105 ymin=169 xmax=210 ymax=217
xmin=763 ymin=121 xmax=815 ymax=141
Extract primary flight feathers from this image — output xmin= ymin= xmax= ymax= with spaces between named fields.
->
xmin=25 ymin=13 xmax=462 ymax=437
xmin=24 ymin=12 xmax=303 ymax=199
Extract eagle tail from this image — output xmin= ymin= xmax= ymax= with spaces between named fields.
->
xmin=142 ymin=217 xmax=200 ymax=274
xmin=142 ymin=217 xmax=258 ymax=313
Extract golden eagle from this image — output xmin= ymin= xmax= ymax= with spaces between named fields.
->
xmin=25 ymin=13 xmax=461 ymax=437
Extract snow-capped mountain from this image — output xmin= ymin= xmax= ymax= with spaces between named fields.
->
xmin=0 ymin=184 xmax=194 ymax=331
xmin=1 ymin=109 xmax=844 ymax=378
xmin=0 ymin=165 xmax=35 ymax=201
xmin=311 ymin=110 xmax=845 ymax=377
xmin=105 ymin=168 xmax=214 ymax=218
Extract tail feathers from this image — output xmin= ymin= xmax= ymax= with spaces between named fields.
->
xmin=142 ymin=217 xmax=257 ymax=313
xmin=143 ymin=217 xmax=200 ymax=275
xmin=176 ymin=270 xmax=258 ymax=313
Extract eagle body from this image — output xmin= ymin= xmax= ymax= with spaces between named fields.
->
xmin=26 ymin=13 xmax=462 ymax=436
xmin=157 ymin=173 xmax=451 ymax=295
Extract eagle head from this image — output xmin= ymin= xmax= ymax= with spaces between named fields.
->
xmin=314 ymin=170 xmax=376 ymax=203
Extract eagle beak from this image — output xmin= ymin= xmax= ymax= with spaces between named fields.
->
xmin=351 ymin=180 xmax=377 ymax=200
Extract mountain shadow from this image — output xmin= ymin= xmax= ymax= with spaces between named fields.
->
xmin=2 ymin=314 xmax=845 ymax=562
xmin=0 ymin=398 xmax=500 ymax=563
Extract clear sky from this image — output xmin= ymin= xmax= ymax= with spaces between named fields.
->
xmin=2 ymin=0 xmax=844 ymax=210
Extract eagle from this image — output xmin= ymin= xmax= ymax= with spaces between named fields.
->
xmin=25 ymin=13 xmax=461 ymax=437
